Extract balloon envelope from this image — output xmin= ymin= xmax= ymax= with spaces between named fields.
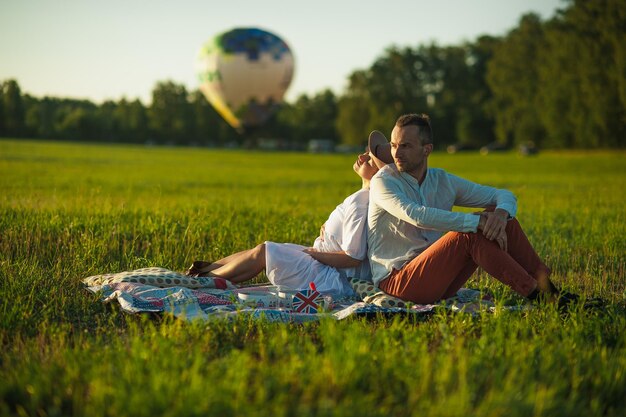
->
xmin=195 ymin=27 xmax=295 ymax=131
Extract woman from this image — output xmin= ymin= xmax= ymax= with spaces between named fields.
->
xmin=186 ymin=151 xmax=379 ymax=298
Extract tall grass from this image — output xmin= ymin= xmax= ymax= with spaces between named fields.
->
xmin=1 ymin=139 xmax=625 ymax=416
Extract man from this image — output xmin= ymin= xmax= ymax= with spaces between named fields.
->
xmin=367 ymin=113 xmax=558 ymax=304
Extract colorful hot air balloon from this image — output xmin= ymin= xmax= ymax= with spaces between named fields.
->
xmin=195 ymin=27 xmax=295 ymax=132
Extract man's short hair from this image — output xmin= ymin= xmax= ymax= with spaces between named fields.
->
xmin=395 ymin=113 xmax=433 ymax=145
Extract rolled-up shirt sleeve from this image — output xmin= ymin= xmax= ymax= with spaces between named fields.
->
xmin=371 ymin=175 xmax=479 ymax=232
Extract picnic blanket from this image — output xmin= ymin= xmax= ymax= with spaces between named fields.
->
xmin=83 ymin=268 xmax=527 ymax=323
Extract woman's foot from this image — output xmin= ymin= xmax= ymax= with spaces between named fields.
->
xmin=185 ymin=260 xmax=213 ymax=277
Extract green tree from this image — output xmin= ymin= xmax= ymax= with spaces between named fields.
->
xmin=2 ymin=79 xmax=26 ymax=137
xmin=23 ymin=95 xmax=40 ymax=138
xmin=97 ymin=100 xmax=119 ymax=142
xmin=111 ymin=98 xmax=149 ymax=143
xmin=454 ymin=36 xmax=500 ymax=147
xmin=55 ymin=105 xmax=99 ymax=141
xmin=425 ymin=44 xmax=473 ymax=147
xmin=366 ymin=47 xmax=428 ymax=131
xmin=276 ymin=89 xmax=339 ymax=144
xmin=486 ymin=13 xmax=547 ymax=147
xmin=337 ymin=44 xmax=495 ymax=148
xmin=336 ymin=70 xmax=375 ymax=146
xmin=113 ymin=98 xmax=131 ymax=141
xmin=24 ymin=97 xmax=61 ymax=139
xmin=306 ymin=90 xmax=339 ymax=141
xmin=128 ymin=99 xmax=149 ymax=143
xmin=189 ymin=90 xmax=232 ymax=146
xmin=0 ymin=82 xmax=4 ymax=135
xmin=537 ymin=0 xmax=625 ymax=148
xmin=149 ymin=81 xmax=194 ymax=144
xmin=335 ymin=51 xmax=394 ymax=145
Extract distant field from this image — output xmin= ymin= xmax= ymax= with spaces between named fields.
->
xmin=1 ymin=139 xmax=625 ymax=416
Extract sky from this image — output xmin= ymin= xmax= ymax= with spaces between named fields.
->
xmin=0 ymin=0 xmax=565 ymax=104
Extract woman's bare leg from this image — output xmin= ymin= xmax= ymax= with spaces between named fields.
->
xmin=207 ymin=243 xmax=267 ymax=284
xmin=189 ymin=245 xmax=264 ymax=274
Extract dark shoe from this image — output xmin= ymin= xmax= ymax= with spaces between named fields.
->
xmin=557 ymin=291 xmax=580 ymax=311
xmin=186 ymin=260 xmax=213 ymax=277
xmin=583 ymin=297 xmax=606 ymax=311
xmin=527 ymin=288 xmax=557 ymax=303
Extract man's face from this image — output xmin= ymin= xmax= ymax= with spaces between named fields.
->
xmin=390 ymin=125 xmax=432 ymax=177
xmin=353 ymin=151 xmax=379 ymax=180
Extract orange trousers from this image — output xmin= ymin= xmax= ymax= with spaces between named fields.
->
xmin=378 ymin=218 xmax=549 ymax=304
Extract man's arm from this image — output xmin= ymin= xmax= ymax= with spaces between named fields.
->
xmin=302 ymin=248 xmax=362 ymax=269
xmin=449 ymin=173 xmax=517 ymax=245
xmin=450 ymin=174 xmax=517 ymax=218
xmin=371 ymin=175 xmax=480 ymax=232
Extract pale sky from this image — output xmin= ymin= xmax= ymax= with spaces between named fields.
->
xmin=0 ymin=0 xmax=564 ymax=104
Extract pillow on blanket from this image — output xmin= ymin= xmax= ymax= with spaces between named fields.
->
xmin=349 ymin=278 xmax=413 ymax=309
xmin=82 ymin=267 xmax=236 ymax=290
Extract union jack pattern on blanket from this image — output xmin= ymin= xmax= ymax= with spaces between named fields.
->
xmin=292 ymin=289 xmax=323 ymax=314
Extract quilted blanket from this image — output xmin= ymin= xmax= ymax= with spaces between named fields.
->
xmin=83 ymin=268 xmax=526 ymax=323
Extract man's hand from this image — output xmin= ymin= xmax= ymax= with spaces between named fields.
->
xmin=478 ymin=208 xmax=509 ymax=249
xmin=494 ymin=229 xmax=508 ymax=252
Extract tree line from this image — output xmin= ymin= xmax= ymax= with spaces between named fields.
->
xmin=1 ymin=0 xmax=623 ymax=149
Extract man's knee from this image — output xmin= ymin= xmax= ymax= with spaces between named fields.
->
xmin=447 ymin=231 xmax=473 ymax=245
xmin=444 ymin=231 xmax=467 ymax=240
xmin=429 ymin=231 xmax=475 ymax=254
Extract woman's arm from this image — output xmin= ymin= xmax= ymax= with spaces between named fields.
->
xmin=302 ymin=248 xmax=362 ymax=269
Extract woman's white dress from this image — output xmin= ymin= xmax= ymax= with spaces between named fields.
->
xmin=264 ymin=189 xmax=370 ymax=298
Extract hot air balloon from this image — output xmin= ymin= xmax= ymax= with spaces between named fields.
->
xmin=195 ymin=27 xmax=295 ymax=132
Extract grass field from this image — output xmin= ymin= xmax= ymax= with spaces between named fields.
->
xmin=1 ymin=139 xmax=625 ymax=416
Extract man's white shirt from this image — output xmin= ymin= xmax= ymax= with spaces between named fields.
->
xmin=367 ymin=165 xmax=517 ymax=285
